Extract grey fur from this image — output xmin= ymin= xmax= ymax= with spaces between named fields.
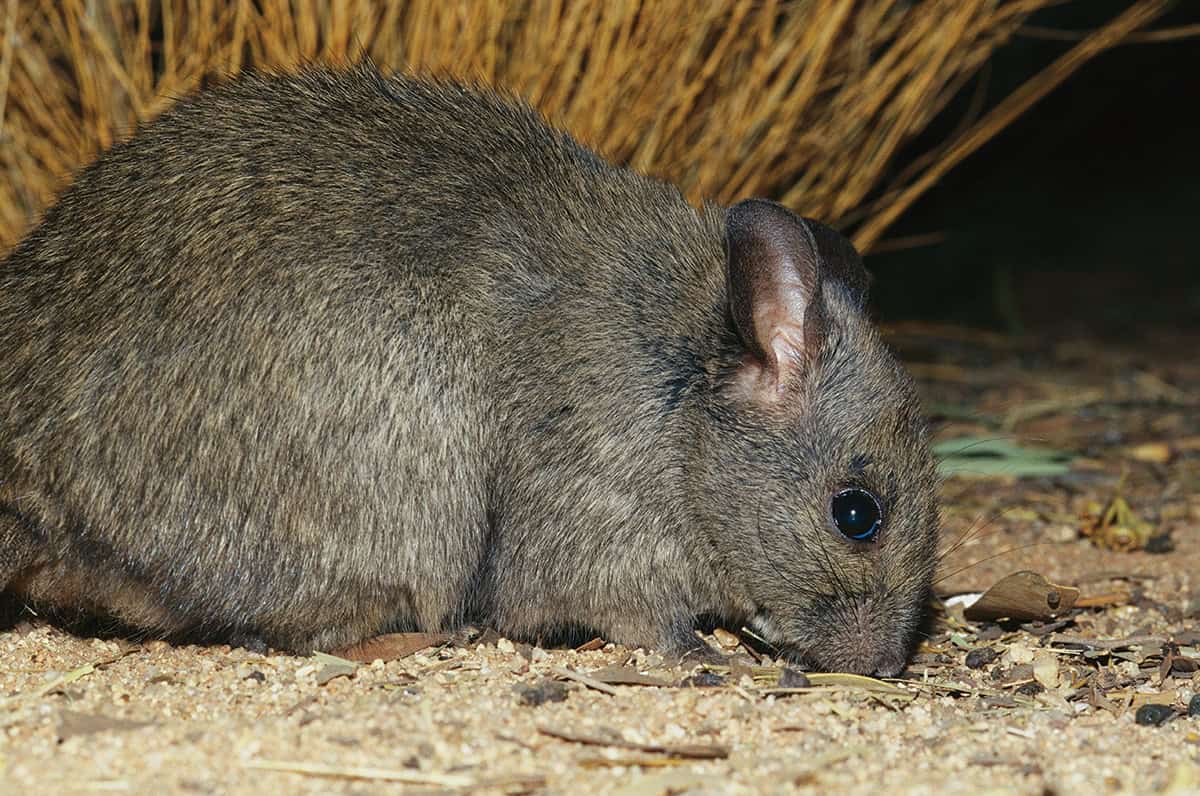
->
xmin=0 ymin=64 xmax=938 ymax=675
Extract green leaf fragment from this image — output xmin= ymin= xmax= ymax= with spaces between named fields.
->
xmin=933 ymin=436 xmax=1074 ymax=478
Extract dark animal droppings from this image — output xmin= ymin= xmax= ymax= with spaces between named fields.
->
xmin=1134 ymin=704 xmax=1175 ymax=727
xmin=1014 ymin=682 xmax=1043 ymax=697
xmin=1143 ymin=534 xmax=1173 ymax=554
xmin=964 ymin=647 xmax=999 ymax=669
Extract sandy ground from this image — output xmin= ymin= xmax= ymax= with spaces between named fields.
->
xmin=2 ymin=325 xmax=1198 ymax=795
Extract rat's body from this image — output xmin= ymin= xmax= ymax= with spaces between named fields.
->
xmin=0 ymin=65 xmax=938 ymax=675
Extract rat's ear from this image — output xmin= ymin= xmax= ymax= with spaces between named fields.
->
xmin=801 ymin=217 xmax=871 ymax=309
xmin=724 ymin=199 xmax=869 ymax=397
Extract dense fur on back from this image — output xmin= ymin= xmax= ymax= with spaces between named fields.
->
xmin=0 ymin=64 xmax=938 ymax=674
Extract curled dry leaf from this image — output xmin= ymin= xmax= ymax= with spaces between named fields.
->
xmin=963 ymin=570 xmax=1079 ymax=623
xmin=1080 ymin=494 xmax=1156 ymax=552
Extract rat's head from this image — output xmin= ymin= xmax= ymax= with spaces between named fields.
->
xmin=694 ymin=199 xmax=939 ymax=677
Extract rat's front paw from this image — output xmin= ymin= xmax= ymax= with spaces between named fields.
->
xmin=656 ymin=621 xmax=730 ymax=667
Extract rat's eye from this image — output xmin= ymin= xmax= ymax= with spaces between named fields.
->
xmin=831 ymin=488 xmax=883 ymax=542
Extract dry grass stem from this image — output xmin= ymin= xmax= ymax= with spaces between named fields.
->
xmin=0 ymin=1 xmax=1170 ymax=254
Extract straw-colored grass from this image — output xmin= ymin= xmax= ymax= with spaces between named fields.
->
xmin=0 ymin=1 xmax=1170 ymax=255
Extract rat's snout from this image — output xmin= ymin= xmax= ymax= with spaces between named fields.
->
xmin=807 ymin=594 xmax=917 ymax=678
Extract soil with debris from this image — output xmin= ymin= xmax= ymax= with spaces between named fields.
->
xmin=2 ymin=326 xmax=1198 ymax=795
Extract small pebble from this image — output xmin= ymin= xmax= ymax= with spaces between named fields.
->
xmin=681 ymin=671 xmax=726 ymax=688
xmin=712 ymin=628 xmax=740 ymax=649
xmin=1134 ymin=704 xmax=1174 ymax=726
xmin=513 ymin=678 xmax=569 ymax=707
xmin=1144 ymin=534 xmax=1174 ymax=554
xmin=1187 ymin=694 xmax=1200 ymax=718
xmin=965 ymin=647 xmax=998 ymax=669
xmin=1015 ymin=682 xmax=1043 ymax=697
xmin=976 ymin=625 xmax=1004 ymax=641
xmin=778 ymin=668 xmax=811 ymax=688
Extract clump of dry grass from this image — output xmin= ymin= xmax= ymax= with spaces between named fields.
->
xmin=0 ymin=0 xmax=1171 ymax=254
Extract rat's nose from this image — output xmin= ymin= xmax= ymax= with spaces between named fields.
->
xmin=868 ymin=650 xmax=907 ymax=679
xmin=818 ymin=596 xmax=912 ymax=677
xmin=832 ymin=644 xmax=906 ymax=677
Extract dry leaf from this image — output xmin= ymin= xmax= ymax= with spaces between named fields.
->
xmin=1081 ymin=493 xmax=1156 ymax=552
xmin=332 ymin=633 xmax=451 ymax=663
xmin=586 ymin=665 xmax=674 ymax=688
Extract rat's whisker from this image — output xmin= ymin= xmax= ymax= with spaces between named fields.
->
xmin=936 ymin=505 xmax=1021 ymax=562
xmin=933 ymin=541 xmax=1057 ymax=586
xmin=755 ymin=495 xmax=816 ymax=601
xmin=738 ymin=624 xmax=781 ymax=656
xmin=814 ymin=536 xmax=850 ymax=598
